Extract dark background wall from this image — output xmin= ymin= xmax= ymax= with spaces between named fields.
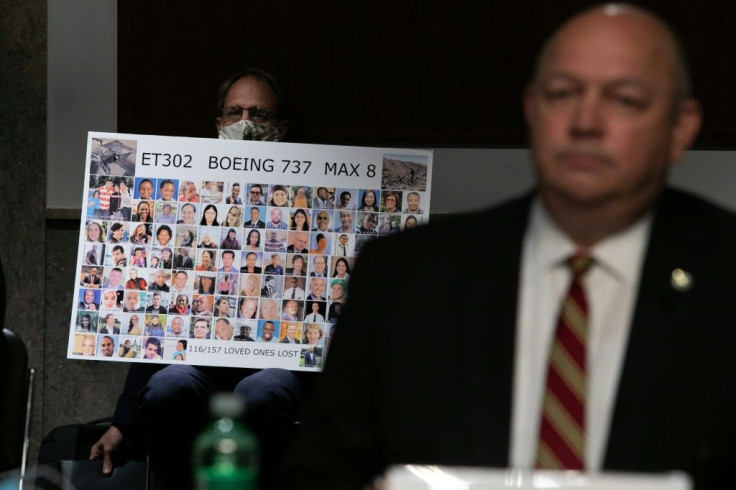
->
xmin=1 ymin=0 xmax=47 ymax=465
xmin=119 ymin=0 xmax=736 ymax=148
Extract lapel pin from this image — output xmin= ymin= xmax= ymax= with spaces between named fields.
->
xmin=670 ymin=268 xmax=693 ymax=292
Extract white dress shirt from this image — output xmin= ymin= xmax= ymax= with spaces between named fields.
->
xmin=510 ymin=199 xmax=652 ymax=470
xmin=283 ymin=287 xmax=306 ymax=300
xmin=304 ymin=313 xmax=325 ymax=323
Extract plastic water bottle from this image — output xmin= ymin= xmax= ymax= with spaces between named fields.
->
xmin=192 ymin=392 xmax=259 ymax=489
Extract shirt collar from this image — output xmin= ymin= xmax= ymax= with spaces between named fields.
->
xmin=526 ymin=198 xmax=653 ymax=283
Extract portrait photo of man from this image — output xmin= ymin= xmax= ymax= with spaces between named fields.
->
xmin=98 ymin=336 xmax=116 ymax=357
xmin=257 ymin=320 xmax=279 ymax=343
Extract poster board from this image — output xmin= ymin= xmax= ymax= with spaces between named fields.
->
xmin=67 ymin=132 xmax=432 ymax=371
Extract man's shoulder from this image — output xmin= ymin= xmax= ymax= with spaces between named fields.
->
xmin=365 ymin=193 xmax=531 ymax=251
xmin=650 ymin=188 xmax=736 ymax=256
xmin=658 ymin=188 xmax=736 ymax=231
xmin=351 ymin=193 xmax=532 ymax=285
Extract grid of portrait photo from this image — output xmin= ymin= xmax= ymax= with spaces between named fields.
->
xmin=73 ymin=140 xmax=430 ymax=370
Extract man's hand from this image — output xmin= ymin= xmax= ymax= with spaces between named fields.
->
xmin=89 ymin=425 xmax=124 ymax=475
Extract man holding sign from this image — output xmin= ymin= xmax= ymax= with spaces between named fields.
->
xmin=91 ymin=69 xmax=308 ymax=490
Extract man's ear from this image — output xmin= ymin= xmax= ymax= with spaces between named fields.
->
xmin=669 ymin=98 xmax=702 ymax=164
xmin=277 ymin=120 xmax=289 ymax=141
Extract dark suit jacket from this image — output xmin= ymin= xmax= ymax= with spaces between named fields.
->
xmin=244 ymin=219 xmax=265 ymax=229
xmin=284 ymin=189 xmax=736 ymax=489
xmin=173 ymin=256 xmax=193 ymax=269
xmin=240 ymin=266 xmax=262 ymax=273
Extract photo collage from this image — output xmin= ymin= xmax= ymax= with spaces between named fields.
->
xmin=72 ymin=137 xmax=431 ymax=370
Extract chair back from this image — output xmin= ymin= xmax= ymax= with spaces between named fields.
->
xmin=0 ymin=328 xmax=30 ymax=473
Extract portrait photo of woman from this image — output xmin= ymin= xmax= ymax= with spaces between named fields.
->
xmin=220 ymin=228 xmax=240 ymax=250
xmin=214 ymin=296 xmax=234 ymax=318
xmin=290 ymin=208 xmax=310 ymax=231
xmin=126 ymin=314 xmax=142 ymax=335
xmin=85 ymin=221 xmax=105 ymax=243
xmin=108 ymin=222 xmax=128 ymax=244
xmin=330 ymin=278 xmax=347 ymax=302
xmin=239 ymin=274 xmax=261 ymax=298
xmin=303 ymin=323 xmax=324 ymax=346
xmin=169 ymin=294 xmax=190 ymax=315
xmin=309 ymin=233 xmax=331 ymax=255
xmin=195 ymin=273 xmax=216 ymax=294
xmin=382 ymin=190 xmax=402 ymax=213
xmin=159 ymin=247 xmax=173 ymax=269
xmin=177 ymin=202 xmax=198 ymax=225
xmin=129 ymin=223 xmax=151 ymax=245
xmin=403 ymin=214 xmax=420 ymax=230
xmin=155 ymin=225 xmax=173 ymax=247
xmin=223 ymin=205 xmax=243 ymax=228
xmin=292 ymin=186 xmax=311 ymax=208
xmin=245 ymin=229 xmax=262 ymax=251
xmin=200 ymin=204 xmax=220 ymax=226
xmin=133 ymin=200 xmax=153 ymax=222
xmin=331 ymin=257 xmax=352 ymax=280
xmin=195 ymin=250 xmax=216 ymax=272
xmin=327 ymin=301 xmax=343 ymax=322
xmin=358 ymin=189 xmax=380 ymax=211
xmin=238 ymin=297 xmax=259 ymax=319
xmin=258 ymin=298 xmax=280 ymax=320
xmin=268 ymin=184 xmax=290 ymax=207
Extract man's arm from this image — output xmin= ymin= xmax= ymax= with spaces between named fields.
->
xmin=90 ymin=363 xmax=162 ymax=474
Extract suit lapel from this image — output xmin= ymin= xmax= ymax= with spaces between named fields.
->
xmin=604 ymin=190 xmax=700 ymax=468
xmin=464 ymin=195 xmax=532 ymax=465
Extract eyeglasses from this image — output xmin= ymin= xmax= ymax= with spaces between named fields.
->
xmin=220 ymin=105 xmax=277 ymax=125
xmin=250 ymin=190 xmax=262 ymax=195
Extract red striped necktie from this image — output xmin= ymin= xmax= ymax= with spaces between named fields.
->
xmin=536 ymin=254 xmax=593 ymax=470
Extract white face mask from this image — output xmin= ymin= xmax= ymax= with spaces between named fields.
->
xmin=218 ymin=119 xmax=280 ymax=141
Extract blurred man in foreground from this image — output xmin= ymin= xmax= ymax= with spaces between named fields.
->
xmin=284 ymin=5 xmax=736 ymax=489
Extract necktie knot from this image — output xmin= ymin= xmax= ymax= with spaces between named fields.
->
xmin=568 ymin=254 xmax=593 ymax=280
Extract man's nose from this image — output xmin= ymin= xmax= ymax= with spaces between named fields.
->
xmin=569 ymin=92 xmax=604 ymax=139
